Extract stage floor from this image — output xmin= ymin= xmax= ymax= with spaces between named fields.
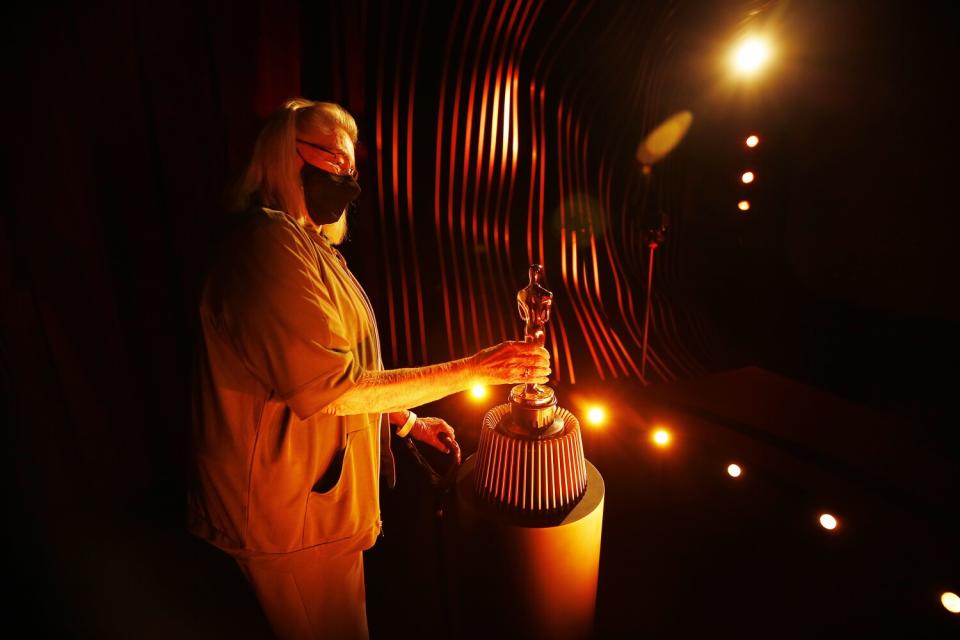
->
xmin=12 ymin=367 xmax=957 ymax=637
xmin=367 ymin=366 xmax=959 ymax=637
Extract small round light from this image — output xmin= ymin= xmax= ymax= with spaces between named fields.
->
xmin=741 ymin=171 xmax=755 ymax=184
xmin=586 ymin=406 xmax=607 ymax=426
xmin=738 ymin=200 xmax=751 ymax=211
xmin=745 ymin=135 xmax=759 ymax=148
xmin=942 ymin=592 xmax=960 ymax=614
xmin=727 ymin=463 xmax=742 ymax=478
xmin=651 ymin=428 xmax=671 ymax=447
xmin=470 ymin=385 xmax=488 ymax=400
xmin=818 ymin=513 xmax=838 ymax=530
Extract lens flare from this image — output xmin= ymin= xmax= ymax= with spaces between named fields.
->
xmin=738 ymin=200 xmax=751 ymax=211
xmin=470 ymin=385 xmax=488 ymax=400
xmin=727 ymin=463 xmax=742 ymax=478
xmin=746 ymin=134 xmax=759 ymax=148
xmin=819 ymin=513 xmax=838 ymax=531
xmin=942 ymin=592 xmax=960 ymax=614
xmin=741 ymin=171 xmax=755 ymax=184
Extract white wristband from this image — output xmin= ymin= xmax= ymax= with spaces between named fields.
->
xmin=396 ymin=410 xmax=417 ymax=438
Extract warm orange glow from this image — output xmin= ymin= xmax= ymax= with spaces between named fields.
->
xmin=819 ymin=513 xmax=838 ymax=530
xmin=745 ymin=134 xmax=759 ymax=148
xmin=731 ymin=37 xmax=772 ymax=76
xmin=587 ymin=406 xmax=607 ymax=426
xmin=942 ymin=591 xmax=960 ymax=614
xmin=586 ymin=406 xmax=607 ymax=426
xmin=741 ymin=171 xmax=755 ymax=184
xmin=651 ymin=428 xmax=671 ymax=447
xmin=727 ymin=463 xmax=742 ymax=478
xmin=738 ymin=200 xmax=751 ymax=211
xmin=470 ymin=385 xmax=488 ymax=400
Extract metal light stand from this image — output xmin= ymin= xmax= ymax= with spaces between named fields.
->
xmin=634 ymin=110 xmax=692 ymax=382
xmin=640 ymin=222 xmax=665 ymax=379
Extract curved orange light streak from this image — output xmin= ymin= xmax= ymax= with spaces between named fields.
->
xmin=525 ymin=79 xmax=539 ymax=266
xmin=485 ymin=0 xmax=525 ymax=345
xmin=432 ymin=1 xmax=463 ymax=359
xmin=599 ymin=160 xmax=645 ymax=380
xmin=360 ymin=0 xmax=702 ymax=384
xmin=566 ymin=98 xmax=619 ymax=379
xmin=501 ymin=0 xmax=541 ymax=282
xmin=445 ymin=0 xmax=482 ymax=357
xmin=537 ymin=83 xmax=548 ymax=274
xmin=580 ymin=129 xmax=603 ymax=308
xmin=523 ymin=1 xmax=580 ymax=380
xmin=570 ymin=118 xmax=621 ymax=377
xmin=457 ymin=1 xmax=498 ymax=353
xmin=575 ymin=120 xmax=633 ymax=377
xmin=557 ymin=101 xmax=605 ymax=379
xmin=620 ymin=195 xmax=647 ymax=346
xmin=406 ymin=7 xmax=428 ymax=363
xmin=569 ymin=230 xmax=608 ymax=378
xmin=391 ymin=4 xmax=413 ymax=363
xmin=471 ymin=0 xmax=513 ymax=345
xmin=374 ymin=11 xmax=398 ymax=365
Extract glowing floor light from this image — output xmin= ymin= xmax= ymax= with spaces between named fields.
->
xmin=741 ymin=171 xmax=755 ymax=184
xmin=745 ymin=134 xmax=759 ymax=148
xmin=818 ymin=513 xmax=838 ymax=531
xmin=738 ymin=200 xmax=751 ymax=211
xmin=727 ymin=463 xmax=742 ymax=478
xmin=586 ymin=406 xmax=607 ymax=426
xmin=651 ymin=428 xmax=671 ymax=447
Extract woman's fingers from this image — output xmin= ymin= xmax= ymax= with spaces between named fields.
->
xmin=509 ymin=365 xmax=552 ymax=384
xmin=507 ymin=344 xmax=551 ymax=383
xmin=438 ymin=430 xmax=461 ymax=463
xmin=473 ymin=340 xmax=552 ymax=385
xmin=429 ymin=418 xmax=461 ymax=463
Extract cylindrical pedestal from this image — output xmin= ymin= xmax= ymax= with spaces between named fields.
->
xmin=453 ymin=456 xmax=604 ymax=639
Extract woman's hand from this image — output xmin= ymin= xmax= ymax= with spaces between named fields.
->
xmin=469 ymin=340 xmax=551 ymax=386
xmin=410 ymin=416 xmax=461 ymax=464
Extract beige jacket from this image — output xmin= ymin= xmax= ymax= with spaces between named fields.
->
xmin=189 ymin=207 xmax=392 ymax=559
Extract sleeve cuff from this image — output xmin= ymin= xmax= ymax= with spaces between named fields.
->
xmin=282 ymin=355 xmax=362 ymax=420
xmin=395 ymin=410 xmax=417 ymax=437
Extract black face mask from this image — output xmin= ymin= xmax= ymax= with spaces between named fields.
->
xmin=301 ymin=162 xmax=361 ymax=226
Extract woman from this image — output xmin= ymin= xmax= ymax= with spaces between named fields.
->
xmin=188 ymin=98 xmax=550 ymax=639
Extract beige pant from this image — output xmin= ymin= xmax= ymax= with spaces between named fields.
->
xmin=237 ymin=549 xmax=368 ymax=640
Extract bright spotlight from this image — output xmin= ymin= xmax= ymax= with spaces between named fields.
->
xmin=731 ymin=37 xmax=771 ymax=76
xmin=818 ymin=513 xmax=838 ymax=531
xmin=942 ymin=591 xmax=960 ymax=614
xmin=651 ymin=428 xmax=671 ymax=447
xmin=586 ymin=406 xmax=607 ymax=426
xmin=470 ymin=384 xmax=488 ymax=400
xmin=726 ymin=463 xmax=742 ymax=478
xmin=745 ymin=134 xmax=759 ymax=148
xmin=738 ymin=200 xmax=751 ymax=211
xmin=741 ymin=171 xmax=755 ymax=184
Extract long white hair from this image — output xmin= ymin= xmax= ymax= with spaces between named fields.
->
xmin=230 ymin=98 xmax=358 ymax=225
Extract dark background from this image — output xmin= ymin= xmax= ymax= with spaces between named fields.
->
xmin=2 ymin=0 xmax=957 ymax=636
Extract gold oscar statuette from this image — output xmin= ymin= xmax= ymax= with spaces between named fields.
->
xmin=506 ymin=264 xmax=562 ymax=438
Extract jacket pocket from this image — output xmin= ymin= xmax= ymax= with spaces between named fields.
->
xmin=302 ymin=425 xmax=377 ymax=547
xmin=312 ymin=446 xmax=346 ymax=494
